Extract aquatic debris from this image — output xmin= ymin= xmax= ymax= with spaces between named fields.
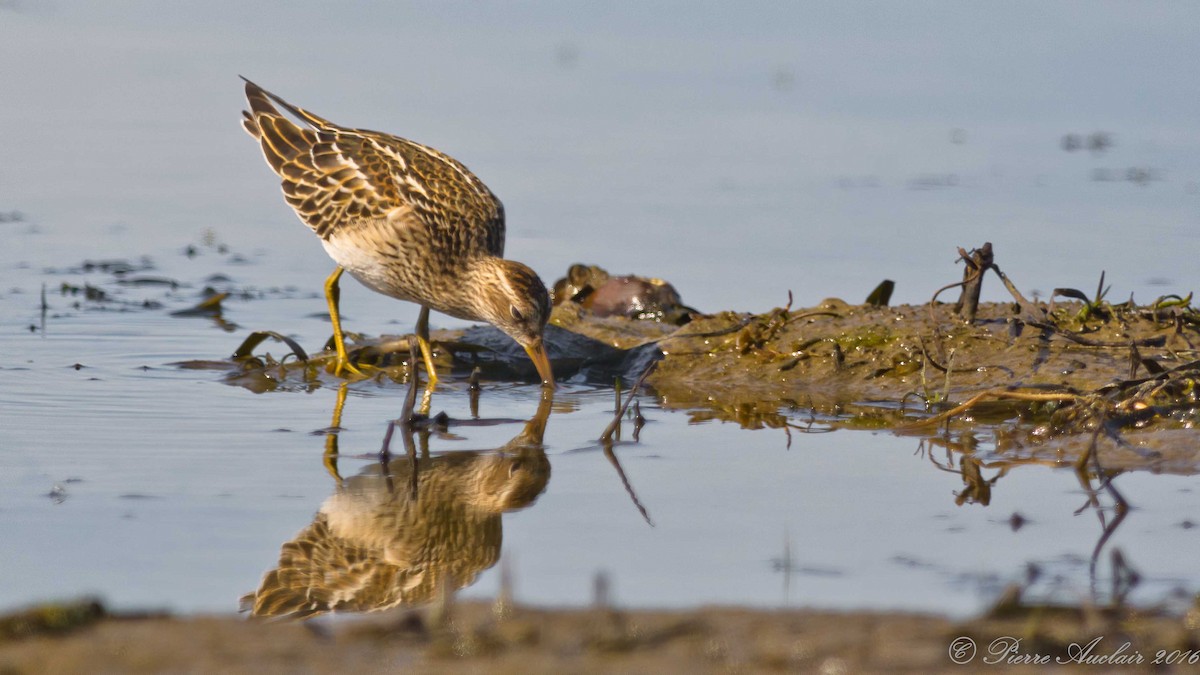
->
xmin=117 ymin=276 xmax=180 ymax=289
xmin=600 ymin=362 xmax=657 ymax=443
xmin=552 ymin=264 xmax=609 ymax=305
xmin=44 ymin=256 xmax=194 ymax=317
xmin=552 ymin=263 xmax=696 ymax=324
xmin=1061 ymin=131 xmax=1113 ymax=154
xmin=232 ymin=331 xmax=309 ymax=363
xmin=170 ymin=292 xmax=227 ymax=317
xmin=185 ymin=230 xmax=233 ymax=258
xmin=1091 ymin=166 xmax=1162 ymax=186
xmin=73 ymin=258 xmax=154 ymax=275
xmin=864 ymin=279 xmax=894 ymax=307
xmin=735 ymin=291 xmax=796 ymax=354
xmin=951 ymin=243 xmax=991 ymax=323
xmin=453 ymin=324 xmax=661 ymax=385
xmin=46 ymin=484 xmax=68 ymax=504
xmin=60 ymin=282 xmax=110 ymax=303
xmin=0 ymin=598 xmax=106 ymax=641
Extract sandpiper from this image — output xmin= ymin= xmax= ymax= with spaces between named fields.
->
xmin=242 ymin=395 xmax=552 ymax=618
xmin=240 ymin=78 xmax=554 ymax=387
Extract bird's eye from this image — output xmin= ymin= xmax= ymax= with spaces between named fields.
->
xmin=510 ymin=306 xmax=524 ymax=321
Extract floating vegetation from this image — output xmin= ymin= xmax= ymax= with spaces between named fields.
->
xmin=35 ymin=248 xmax=306 ymax=334
xmin=72 ymin=258 xmax=154 ymax=275
xmin=48 ymin=258 xmax=169 ymax=313
xmin=1061 ymin=131 xmax=1113 ymax=154
xmin=59 ymin=282 xmax=110 ymax=303
xmin=170 ymin=292 xmax=228 ymax=317
xmin=0 ymin=598 xmax=107 ymax=641
xmin=184 ymin=228 xmax=233 ymax=258
xmin=1090 ymin=166 xmax=1163 ymax=186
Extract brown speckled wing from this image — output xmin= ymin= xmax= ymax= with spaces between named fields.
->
xmin=241 ymin=515 xmax=405 ymax=619
xmin=241 ymin=79 xmax=505 ymax=255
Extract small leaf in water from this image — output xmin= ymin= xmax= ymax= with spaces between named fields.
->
xmin=232 ymin=330 xmax=309 ymax=362
xmin=171 ymin=292 xmax=228 ymax=317
xmin=117 ymin=276 xmax=179 ymax=289
xmin=47 ymin=484 xmax=67 ymax=503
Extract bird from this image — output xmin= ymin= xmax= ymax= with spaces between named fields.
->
xmin=241 ymin=395 xmax=552 ymax=618
xmin=239 ymin=78 xmax=555 ymax=388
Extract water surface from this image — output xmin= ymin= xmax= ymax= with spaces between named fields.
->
xmin=2 ymin=2 xmax=1199 ymax=618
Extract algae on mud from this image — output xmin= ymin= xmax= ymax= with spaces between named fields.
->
xmin=190 ymin=254 xmax=1200 ymax=474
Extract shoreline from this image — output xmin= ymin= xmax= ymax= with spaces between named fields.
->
xmin=3 ymin=595 xmax=1197 ymax=673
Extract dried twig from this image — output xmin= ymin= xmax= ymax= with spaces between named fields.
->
xmin=897 ymin=388 xmax=1080 ymax=430
xmin=953 ymin=243 xmax=993 ymax=323
xmin=599 ymin=361 xmax=658 ymax=443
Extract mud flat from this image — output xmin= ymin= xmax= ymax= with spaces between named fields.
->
xmin=2 ymin=596 xmax=1199 ymax=673
xmin=214 ymin=253 xmax=1200 ymax=475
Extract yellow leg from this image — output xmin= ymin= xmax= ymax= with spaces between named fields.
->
xmin=323 ymin=266 xmax=363 ymax=377
xmin=415 ymin=306 xmax=439 ymax=416
xmin=415 ymin=305 xmax=439 ymax=387
xmin=323 ymin=381 xmax=349 ymax=482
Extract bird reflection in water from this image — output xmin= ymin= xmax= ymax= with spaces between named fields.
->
xmin=241 ymin=392 xmax=553 ymax=619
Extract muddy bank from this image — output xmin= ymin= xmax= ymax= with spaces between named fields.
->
xmin=165 ymin=247 xmax=1200 ymax=472
xmin=2 ymin=596 xmax=1198 ymax=674
xmin=636 ymin=297 xmax=1200 ymax=473
xmin=207 ymin=296 xmax=1200 ymax=473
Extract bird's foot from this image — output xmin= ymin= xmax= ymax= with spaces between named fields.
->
xmin=326 ymin=352 xmax=367 ymax=378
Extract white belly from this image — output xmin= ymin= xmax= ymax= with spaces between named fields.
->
xmin=320 ymin=236 xmax=416 ymax=303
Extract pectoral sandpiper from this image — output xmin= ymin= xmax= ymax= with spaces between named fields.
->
xmin=240 ymin=79 xmax=555 ymax=387
xmin=242 ymin=395 xmax=552 ymax=618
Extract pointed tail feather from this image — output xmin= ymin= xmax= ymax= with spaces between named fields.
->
xmin=240 ymin=75 xmax=335 ymax=130
xmin=240 ymin=109 xmax=261 ymax=139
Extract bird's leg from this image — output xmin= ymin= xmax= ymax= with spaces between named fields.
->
xmin=415 ymin=306 xmax=439 ymax=416
xmin=323 ymin=266 xmax=364 ymax=377
xmin=415 ymin=305 xmax=440 ymax=387
xmin=322 ymin=381 xmax=349 ymax=482
xmin=419 ymin=387 xmax=434 ymax=417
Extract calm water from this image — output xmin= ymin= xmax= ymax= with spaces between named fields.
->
xmin=2 ymin=2 xmax=1199 ymax=618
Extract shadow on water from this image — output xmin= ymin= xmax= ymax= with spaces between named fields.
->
xmin=240 ymin=392 xmax=553 ymax=619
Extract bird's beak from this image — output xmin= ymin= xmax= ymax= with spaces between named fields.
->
xmin=523 ymin=340 xmax=556 ymax=389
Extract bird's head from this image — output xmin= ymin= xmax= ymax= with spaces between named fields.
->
xmin=475 ymin=259 xmax=555 ymax=388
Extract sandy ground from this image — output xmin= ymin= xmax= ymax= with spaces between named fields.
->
xmin=2 ymin=596 xmax=1198 ymax=674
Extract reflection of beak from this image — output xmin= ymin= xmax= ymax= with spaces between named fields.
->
xmin=523 ymin=340 xmax=556 ymax=389
xmin=523 ymin=389 xmax=554 ymax=441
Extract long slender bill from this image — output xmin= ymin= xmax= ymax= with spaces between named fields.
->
xmin=524 ymin=341 xmax=556 ymax=389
